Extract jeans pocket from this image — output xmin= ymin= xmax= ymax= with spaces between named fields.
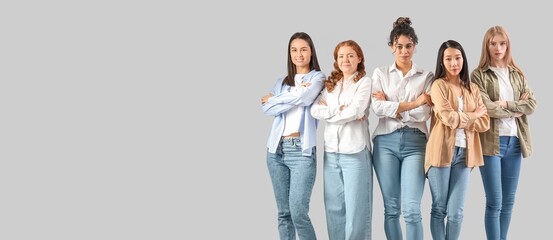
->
xmin=414 ymin=128 xmax=427 ymax=138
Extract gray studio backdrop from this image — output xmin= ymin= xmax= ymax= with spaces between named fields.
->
xmin=1 ymin=0 xmax=549 ymax=239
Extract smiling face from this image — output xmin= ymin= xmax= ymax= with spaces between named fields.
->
xmin=443 ymin=47 xmax=463 ymax=79
xmin=290 ymin=38 xmax=311 ymax=74
xmin=488 ymin=33 xmax=508 ymax=66
xmin=392 ymin=35 xmax=415 ymax=66
xmin=337 ymin=46 xmax=361 ymax=77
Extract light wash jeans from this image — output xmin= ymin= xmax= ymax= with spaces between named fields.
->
xmin=373 ymin=127 xmax=426 ymax=240
xmin=267 ymin=137 xmax=317 ymax=240
xmin=480 ymin=136 xmax=522 ymax=240
xmin=324 ymin=147 xmax=372 ymax=240
xmin=427 ymin=147 xmax=470 ymax=240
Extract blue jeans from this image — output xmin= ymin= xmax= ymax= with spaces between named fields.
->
xmin=373 ymin=127 xmax=426 ymax=240
xmin=267 ymin=137 xmax=317 ymax=240
xmin=324 ymin=147 xmax=372 ymax=240
xmin=427 ymin=147 xmax=470 ymax=240
xmin=479 ymin=136 xmax=522 ymax=240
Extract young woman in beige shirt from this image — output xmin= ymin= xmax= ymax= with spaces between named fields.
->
xmin=425 ymin=40 xmax=490 ymax=240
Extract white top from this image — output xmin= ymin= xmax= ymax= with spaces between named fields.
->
xmin=491 ymin=67 xmax=517 ymax=136
xmin=455 ymin=96 xmax=467 ymax=148
xmin=370 ymin=62 xmax=434 ymax=139
xmin=311 ymin=74 xmax=372 ymax=154
xmin=282 ymin=74 xmax=306 ymax=136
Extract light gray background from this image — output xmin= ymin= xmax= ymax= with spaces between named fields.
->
xmin=0 ymin=0 xmax=549 ymax=239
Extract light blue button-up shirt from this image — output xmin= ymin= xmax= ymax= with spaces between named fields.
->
xmin=262 ymin=70 xmax=325 ymax=156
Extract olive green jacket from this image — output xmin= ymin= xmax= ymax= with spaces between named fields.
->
xmin=471 ymin=65 xmax=537 ymax=158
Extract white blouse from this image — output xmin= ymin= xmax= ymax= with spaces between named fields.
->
xmin=311 ymin=74 xmax=372 ymax=154
xmin=370 ymin=62 xmax=434 ymax=139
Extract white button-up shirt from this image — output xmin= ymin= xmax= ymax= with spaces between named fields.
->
xmin=311 ymin=74 xmax=372 ymax=154
xmin=371 ymin=62 xmax=434 ymax=138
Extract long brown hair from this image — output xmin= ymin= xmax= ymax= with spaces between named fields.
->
xmin=283 ymin=32 xmax=321 ymax=86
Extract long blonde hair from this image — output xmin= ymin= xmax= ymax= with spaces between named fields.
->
xmin=476 ymin=26 xmax=525 ymax=78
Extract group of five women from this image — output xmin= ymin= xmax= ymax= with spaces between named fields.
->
xmin=261 ymin=17 xmax=536 ymax=240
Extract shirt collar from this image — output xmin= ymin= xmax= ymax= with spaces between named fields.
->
xmin=481 ymin=64 xmax=516 ymax=73
xmin=388 ymin=61 xmax=424 ymax=75
xmin=343 ymin=72 xmax=358 ymax=81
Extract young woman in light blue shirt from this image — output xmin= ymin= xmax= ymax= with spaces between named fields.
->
xmin=261 ymin=32 xmax=325 ymax=240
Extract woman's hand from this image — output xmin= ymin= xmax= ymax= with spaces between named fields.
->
xmin=520 ymin=91 xmax=529 ymax=100
xmin=416 ymin=93 xmax=433 ymax=106
xmin=372 ymin=91 xmax=386 ymax=101
xmin=261 ymin=93 xmax=273 ymax=104
xmin=318 ymin=99 xmax=327 ymax=106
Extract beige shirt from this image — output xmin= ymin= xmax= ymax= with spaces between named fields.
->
xmin=424 ymin=79 xmax=490 ymax=173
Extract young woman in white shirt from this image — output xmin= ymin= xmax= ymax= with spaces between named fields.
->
xmin=311 ymin=39 xmax=372 ymax=240
xmin=370 ymin=17 xmax=433 ymax=240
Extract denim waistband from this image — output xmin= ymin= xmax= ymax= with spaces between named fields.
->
xmin=281 ymin=136 xmax=301 ymax=143
xmin=393 ymin=126 xmax=422 ymax=133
